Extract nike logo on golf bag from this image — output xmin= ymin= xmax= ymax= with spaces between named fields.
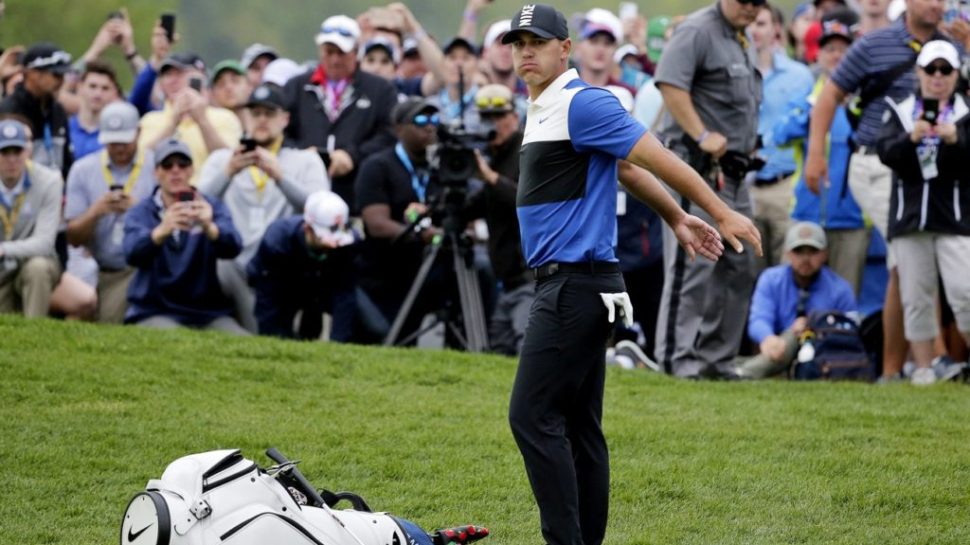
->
xmin=128 ymin=523 xmax=153 ymax=542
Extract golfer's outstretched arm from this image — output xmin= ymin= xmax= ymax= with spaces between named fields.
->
xmin=625 ymin=132 xmax=763 ymax=255
xmin=618 ymin=160 xmax=724 ymax=262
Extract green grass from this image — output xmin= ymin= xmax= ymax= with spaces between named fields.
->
xmin=2 ymin=315 xmax=969 ymax=545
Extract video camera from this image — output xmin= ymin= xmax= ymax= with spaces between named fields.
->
xmin=424 ymin=73 xmax=494 ymax=234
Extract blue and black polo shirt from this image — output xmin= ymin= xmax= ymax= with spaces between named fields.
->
xmin=517 ymin=68 xmax=647 ymax=268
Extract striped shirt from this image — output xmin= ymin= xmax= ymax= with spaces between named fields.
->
xmin=830 ymin=18 xmax=954 ymax=147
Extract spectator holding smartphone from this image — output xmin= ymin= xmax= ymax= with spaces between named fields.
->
xmin=65 ymin=102 xmax=156 ymax=323
xmin=876 ymin=40 xmax=970 ymax=386
xmin=123 ymin=139 xmax=246 ymax=335
xmin=197 ymin=84 xmax=329 ymax=332
xmin=137 ymin=53 xmax=242 ymax=185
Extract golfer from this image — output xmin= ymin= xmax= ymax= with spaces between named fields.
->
xmin=504 ymin=5 xmax=763 ymax=545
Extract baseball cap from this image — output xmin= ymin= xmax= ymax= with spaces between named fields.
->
xmin=917 ymin=40 xmax=961 ymax=69
xmin=646 ymin=16 xmax=671 ymax=63
xmin=502 ymin=4 xmax=569 ymax=44
xmin=392 ymin=97 xmax=438 ymax=125
xmin=582 ymin=8 xmax=622 ymax=42
xmin=245 ymin=84 xmax=286 ymax=110
xmin=153 ymin=138 xmax=193 ymax=167
xmin=475 ymin=84 xmax=514 ymax=115
xmin=98 ymin=102 xmax=140 ymax=145
xmin=784 ymin=221 xmax=827 ymax=252
xmin=210 ymin=59 xmax=246 ymax=85
xmin=359 ymin=37 xmax=402 ymax=65
xmin=304 ymin=190 xmax=354 ymax=246
xmin=159 ymin=53 xmax=206 ymax=74
xmin=22 ymin=43 xmax=72 ymax=74
xmin=0 ymin=120 xmax=28 ymax=150
xmin=443 ymin=36 xmax=478 ymax=56
xmin=315 ymin=15 xmax=360 ymax=53
xmin=262 ymin=58 xmax=305 ymax=88
xmin=402 ymin=38 xmax=420 ymax=58
xmin=483 ymin=19 xmax=513 ymax=49
xmin=240 ymin=43 xmax=279 ymax=69
xmin=613 ymin=44 xmax=640 ymax=64
xmin=818 ymin=8 xmax=858 ymax=47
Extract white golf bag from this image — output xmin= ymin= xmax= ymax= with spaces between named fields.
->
xmin=119 ymin=448 xmax=481 ymax=545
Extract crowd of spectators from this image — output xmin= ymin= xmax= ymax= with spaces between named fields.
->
xmin=1 ymin=0 xmax=969 ymax=385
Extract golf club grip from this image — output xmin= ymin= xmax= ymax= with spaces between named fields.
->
xmin=265 ymin=448 xmax=327 ymax=507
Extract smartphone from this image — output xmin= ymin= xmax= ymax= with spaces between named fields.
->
xmin=109 ymin=184 xmax=124 ymax=192
xmin=619 ymin=2 xmax=638 ymax=21
xmin=107 ymin=10 xmax=124 ymax=21
xmin=160 ymin=12 xmax=176 ymax=43
xmin=176 ymin=190 xmax=195 ymax=202
xmin=318 ymin=150 xmax=331 ymax=168
xmin=188 ymin=77 xmax=203 ymax=93
xmin=240 ymin=136 xmax=257 ymax=152
xmin=922 ymin=98 xmax=940 ymax=123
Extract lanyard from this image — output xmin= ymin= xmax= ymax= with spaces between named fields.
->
xmin=101 ymin=149 xmax=144 ymax=195
xmin=395 ymin=143 xmax=429 ymax=203
xmin=247 ymin=137 xmax=283 ymax=193
xmin=326 ymin=79 xmax=349 ymax=115
xmin=0 ymin=169 xmax=31 ymax=241
xmin=42 ymin=122 xmax=53 ymax=156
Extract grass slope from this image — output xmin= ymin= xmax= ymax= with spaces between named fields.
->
xmin=1 ymin=315 xmax=969 ymax=545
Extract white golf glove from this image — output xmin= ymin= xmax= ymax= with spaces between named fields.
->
xmin=600 ymin=292 xmax=634 ymax=328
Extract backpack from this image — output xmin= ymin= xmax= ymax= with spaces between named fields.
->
xmin=792 ymin=310 xmax=875 ymax=380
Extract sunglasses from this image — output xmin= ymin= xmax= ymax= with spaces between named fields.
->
xmin=737 ymin=0 xmax=767 ymax=5
xmin=476 ymin=96 xmax=512 ymax=110
xmin=412 ymin=113 xmax=440 ymax=127
xmin=480 ymin=111 xmax=511 ymax=121
xmin=159 ymin=157 xmax=192 ymax=170
xmin=923 ymin=63 xmax=955 ymax=76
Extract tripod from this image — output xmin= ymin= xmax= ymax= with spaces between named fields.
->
xmin=382 ymin=224 xmax=490 ymax=352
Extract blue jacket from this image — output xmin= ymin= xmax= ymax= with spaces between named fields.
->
xmin=772 ymin=77 xmax=864 ymax=230
xmin=756 ymin=50 xmax=815 ymax=181
xmin=748 ymin=264 xmax=857 ymax=345
xmin=246 ymin=216 xmax=357 ymax=340
xmin=123 ymin=189 xmax=242 ymax=325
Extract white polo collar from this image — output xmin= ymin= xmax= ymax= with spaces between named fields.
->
xmin=531 ymin=68 xmax=580 ymax=109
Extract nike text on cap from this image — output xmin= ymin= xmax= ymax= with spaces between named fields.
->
xmin=502 ymin=4 xmax=569 ymax=44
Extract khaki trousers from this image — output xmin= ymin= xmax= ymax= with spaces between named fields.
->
xmin=97 ymin=268 xmax=135 ymax=324
xmin=0 ymin=256 xmax=61 ymax=317
xmin=750 ymin=178 xmax=793 ymax=274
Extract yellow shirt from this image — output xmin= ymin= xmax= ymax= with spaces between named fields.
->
xmin=138 ymin=105 xmax=242 ymax=185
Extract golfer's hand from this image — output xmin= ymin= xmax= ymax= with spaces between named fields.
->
xmin=715 ymin=210 xmax=763 ymax=256
xmin=672 ymin=213 xmax=724 ymax=262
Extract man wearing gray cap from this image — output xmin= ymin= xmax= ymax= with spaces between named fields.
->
xmin=736 ymin=221 xmax=857 ymax=379
xmin=0 ymin=119 xmax=64 ymax=317
xmin=64 ymin=101 xmax=156 ymax=323
xmin=122 ymin=139 xmax=246 ymax=334
xmin=198 ymin=84 xmax=329 ymax=332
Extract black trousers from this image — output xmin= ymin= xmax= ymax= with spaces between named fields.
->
xmin=509 ymin=270 xmax=625 ymax=545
